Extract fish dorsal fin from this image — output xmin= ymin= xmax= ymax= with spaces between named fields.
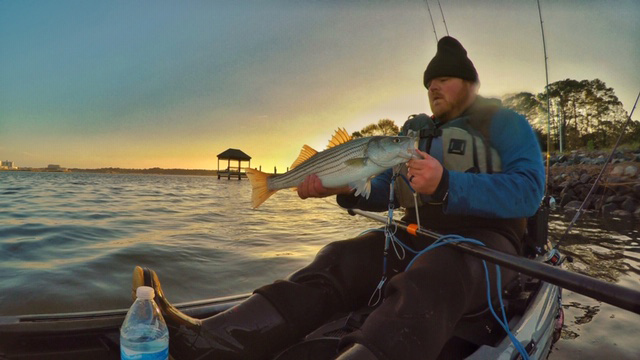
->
xmin=326 ymin=128 xmax=352 ymax=149
xmin=290 ymin=145 xmax=318 ymax=169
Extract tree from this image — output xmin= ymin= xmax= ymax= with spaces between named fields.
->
xmin=504 ymin=79 xmax=630 ymax=151
xmin=545 ymin=79 xmax=628 ymax=149
xmin=352 ymin=119 xmax=400 ymax=138
xmin=502 ymin=92 xmax=544 ymax=130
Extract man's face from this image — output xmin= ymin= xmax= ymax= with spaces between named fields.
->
xmin=427 ymin=77 xmax=474 ymax=121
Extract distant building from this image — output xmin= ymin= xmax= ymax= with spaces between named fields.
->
xmin=47 ymin=164 xmax=62 ymax=170
xmin=1 ymin=160 xmax=16 ymax=169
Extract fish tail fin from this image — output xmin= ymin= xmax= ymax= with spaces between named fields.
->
xmin=245 ymin=168 xmax=277 ymax=208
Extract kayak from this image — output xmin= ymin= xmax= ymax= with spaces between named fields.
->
xmin=0 ymin=250 xmax=563 ymax=360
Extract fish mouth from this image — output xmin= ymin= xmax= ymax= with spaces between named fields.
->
xmin=400 ymin=147 xmax=418 ymax=160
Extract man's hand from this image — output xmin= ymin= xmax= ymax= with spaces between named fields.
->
xmin=297 ymin=174 xmax=353 ymax=199
xmin=406 ymin=149 xmax=444 ymax=195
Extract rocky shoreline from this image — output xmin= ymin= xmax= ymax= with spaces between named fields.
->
xmin=548 ymin=150 xmax=640 ymax=218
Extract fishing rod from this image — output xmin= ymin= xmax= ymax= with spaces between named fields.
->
xmin=347 ymin=208 xmax=640 ymax=315
xmin=436 ymin=0 xmax=449 ymax=36
xmin=536 ymin=0 xmax=553 ymax=197
xmin=559 ymin=90 xmax=640 ymax=243
xmin=424 ymin=0 xmax=439 ymax=42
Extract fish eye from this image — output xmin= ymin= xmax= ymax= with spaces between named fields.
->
xmin=393 ymin=138 xmax=400 ymax=143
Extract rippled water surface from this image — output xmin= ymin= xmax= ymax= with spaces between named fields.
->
xmin=1 ymin=172 xmax=638 ymax=359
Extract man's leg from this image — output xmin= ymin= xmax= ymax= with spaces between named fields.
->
xmin=256 ymin=231 xmax=387 ymax=336
xmin=135 ymin=231 xmax=387 ymax=360
xmin=341 ymin=229 xmax=518 ymax=360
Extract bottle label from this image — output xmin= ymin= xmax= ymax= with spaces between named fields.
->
xmin=121 ymin=347 xmax=168 ymax=360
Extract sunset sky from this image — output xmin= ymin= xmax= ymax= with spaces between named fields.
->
xmin=1 ymin=0 xmax=638 ymax=171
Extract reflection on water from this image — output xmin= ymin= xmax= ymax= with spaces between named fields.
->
xmin=551 ymin=215 xmax=638 ymax=285
xmin=0 ymin=172 xmax=375 ymax=315
xmin=1 ymin=172 xmax=638 ymax=359
xmin=548 ymin=214 xmax=640 ymax=359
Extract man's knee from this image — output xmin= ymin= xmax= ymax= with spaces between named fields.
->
xmin=286 ymin=232 xmax=386 ymax=310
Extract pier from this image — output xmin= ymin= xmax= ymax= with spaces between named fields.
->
xmin=217 ymin=148 xmax=251 ymax=180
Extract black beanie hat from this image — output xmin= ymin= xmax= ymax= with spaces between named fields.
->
xmin=423 ymin=36 xmax=478 ymax=88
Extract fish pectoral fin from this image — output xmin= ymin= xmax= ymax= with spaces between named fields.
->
xmin=344 ymin=158 xmax=368 ymax=167
xmin=350 ymin=177 xmax=373 ymax=199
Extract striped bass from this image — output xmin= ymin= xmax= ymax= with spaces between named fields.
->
xmin=246 ymin=128 xmax=416 ymax=208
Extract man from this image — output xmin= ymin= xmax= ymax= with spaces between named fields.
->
xmin=134 ymin=36 xmax=545 ymax=360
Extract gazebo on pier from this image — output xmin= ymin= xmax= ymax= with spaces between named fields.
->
xmin=217 ymin=148 xmax=251 ymax=180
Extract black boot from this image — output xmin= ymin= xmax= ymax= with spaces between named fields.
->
xmin=334 ymin=344 xmax=379 ymax=360
xmin=132 ymin=266 xmax=298 ymax=360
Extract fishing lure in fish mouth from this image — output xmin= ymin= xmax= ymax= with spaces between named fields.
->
xmin=246 ymin=128 xmax=416 ymax=208
xmin=405 ymin=129 xmax=422 ymax=159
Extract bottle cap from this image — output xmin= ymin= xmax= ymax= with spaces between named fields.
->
xmin=136 ymin=286 xmax=155 ymax=300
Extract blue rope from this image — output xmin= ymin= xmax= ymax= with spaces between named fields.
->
xmin=374 ymin=168 xmax=529 ymax=358
xmin=403 ymin=234 xmax=530 ymax=360
xmin=483 ymin=262 xmax=529 ymax=359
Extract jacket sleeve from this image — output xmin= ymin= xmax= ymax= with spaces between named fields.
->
xmin=445 ymin=109 xmax=545 ymax=218
xmin=336 ymin=168 xmax=396 ymax=212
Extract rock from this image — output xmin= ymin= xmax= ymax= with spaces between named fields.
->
xmin=560 ymin=194 xmax=575 ymax=207
xmin=553 ymin=174 xmax=566 ymax=183
xmin=572 ymin=155 xmax=584 ymax=164
xmin=579 ymin=174 xmax=592 ymax=184
xmin=620 ymin=198 xmax=637 ymax=212
xmin=616 ymin=186 xmax=632 ymax=196
xmin=607 ymin=176 xmax=623 ymax=184
xmin=610 ymin=209 xmax=632 ymax=218
xmin=610 ymin=165 xmax=625 ymax=176
xmin=564 ymin=200 xmax=582 ymax=210
xmin=606 ymin=195 xmax=626 ymax=203
xmin=592 ymin=156 xmax=606 ymax=165
xmin=601 ymin=187 xmax=616 ymax=198
xmin=634 ymin=207 xmax=640 ymax=218
xmin=574 ymin=184 xmax=590 ymax=198
xmin=623 ymin=165 xmax=638 ymax=177
xmin=634 ymin=184 xmax=640 ymax=196
xmin=601 ymin=202 xmax=617 ymax=215
xmin=560 ymin=185 xmax=575 ymax=199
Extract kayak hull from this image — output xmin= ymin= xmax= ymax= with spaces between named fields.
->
xmin=0 ymin=261 xmax=562 ymax=360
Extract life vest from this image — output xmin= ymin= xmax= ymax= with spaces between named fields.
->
xmin=394 ymin=104 xmax=501 ymax=209
xmin=393 ymin=102 xmax=528 ymax=252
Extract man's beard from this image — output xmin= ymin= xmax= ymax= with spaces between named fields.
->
xmin=431 ymin=85 xmax=472 ymax=121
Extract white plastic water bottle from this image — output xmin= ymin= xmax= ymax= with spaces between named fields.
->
xmin=120 ymin=286 xmax=169 ymax=360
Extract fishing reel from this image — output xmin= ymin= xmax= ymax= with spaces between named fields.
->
xmin=543 ymin=195 xmax=556 ymax=211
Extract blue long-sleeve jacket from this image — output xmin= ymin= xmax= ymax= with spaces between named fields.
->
xmin=337 ymin=104 xmax=545 ymax=222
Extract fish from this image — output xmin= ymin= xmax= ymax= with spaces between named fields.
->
xmin=246 ymin=128 xmax=416 ymax=208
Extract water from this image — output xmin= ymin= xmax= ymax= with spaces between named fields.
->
xmin=1 ymin=171 xmax=638 ymax=359
xmin=547 ymin=215 xmax=640 ymax=359
xmin=121 ymin=328 xmax=169 ymax=360
xmin=121 ymin=290 xmax=169 ymax=360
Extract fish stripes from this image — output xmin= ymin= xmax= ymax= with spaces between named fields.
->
xmin=246 ymin=132 xmax=415 ymax=208
xmin=269 ymin=139 xmax=370 ymax=189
